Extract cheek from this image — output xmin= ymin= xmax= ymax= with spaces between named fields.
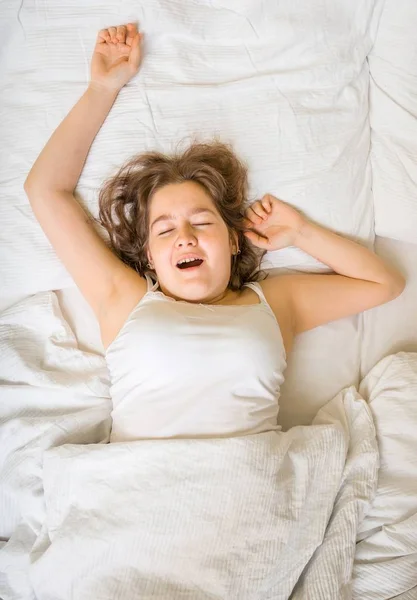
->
xmin=207 ymin=225 xmax=229 ymax=243
xmin=215 ymin=228 xmax=233 ymax=250
xmin=206 ymin=234 xmax=233 ymax=260
xmin=151 ymin=238 xmax=172 ymax=264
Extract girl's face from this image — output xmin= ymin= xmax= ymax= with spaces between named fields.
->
xmin=147 ymin=181 xmax=238 ymax=303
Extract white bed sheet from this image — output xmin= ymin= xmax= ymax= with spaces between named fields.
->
xmin=0 ymin=0 xmax=382 ymax=297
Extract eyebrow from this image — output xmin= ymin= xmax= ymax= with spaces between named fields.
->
xmin=150 ymin=208 xmax=217 ymax=230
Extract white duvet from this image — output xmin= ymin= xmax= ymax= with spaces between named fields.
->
xmin=29 ymin=388 xmax=378 ymax=600
xmin=1 ymin=295 xmax=417 ymax=599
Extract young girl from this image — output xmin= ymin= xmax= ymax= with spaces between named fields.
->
xmin=24 ymin=23 xmax=405 ymax=442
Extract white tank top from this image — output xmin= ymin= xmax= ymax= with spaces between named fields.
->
xmin=105 ymin=274 xmax=287 ymax=442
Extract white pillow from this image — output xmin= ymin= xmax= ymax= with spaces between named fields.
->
xmin=369 ymin=0 xmax=417 ymax=243
xmin=0 ymin=0 xmax=383 ymax=296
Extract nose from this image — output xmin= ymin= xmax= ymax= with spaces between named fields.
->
xmin=175 ymin=223 xmax=197 ymax=247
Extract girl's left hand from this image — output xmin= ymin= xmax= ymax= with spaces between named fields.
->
xmin=90 ymin=23 xmax=144 ymax=93
xmin=244 ymin=194 xmax=306 ymax=251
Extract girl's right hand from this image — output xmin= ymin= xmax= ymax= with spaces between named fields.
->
xmin=90 ymin=23 xmax=144 ymax=93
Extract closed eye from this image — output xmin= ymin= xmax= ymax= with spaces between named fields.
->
xmin=158 ymin=223 xmax=212 ymax=236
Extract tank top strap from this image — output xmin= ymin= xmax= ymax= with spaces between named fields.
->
xmin=144 ymin=273 xmax=159 ymax=293
xmin=243 ymin=281 xmax=269 ymax=306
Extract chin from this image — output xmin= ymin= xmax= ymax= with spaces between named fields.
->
xmin=160 ymin=268 xmax=228 ymax=300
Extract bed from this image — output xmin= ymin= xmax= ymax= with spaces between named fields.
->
xmin=1 ymin=0 xmax=417 ymax=598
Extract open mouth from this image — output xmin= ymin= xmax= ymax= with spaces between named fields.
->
xmin=176 ymin=258 xmax=204 ymax=270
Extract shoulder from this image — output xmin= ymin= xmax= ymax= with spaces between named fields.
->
xmin=257 ymin=274 xmax=295 ymax=356
xmin=257 ymin=271 xmax=292 ymax=306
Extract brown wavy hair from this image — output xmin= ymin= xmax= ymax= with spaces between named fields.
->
xmin=95 ymin=137 xmax=267 ymax=290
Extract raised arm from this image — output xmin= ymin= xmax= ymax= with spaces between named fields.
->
xmin=24 ymin=24 xmax=145 ymax=319
xmin=244 ymin=194 xmax=406 ymax=338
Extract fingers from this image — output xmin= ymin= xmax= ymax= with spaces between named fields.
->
xmin=249 ymin=204 xmax=265 ymax=221
xmin=97 ymin=25 xmax=121 ymax=45
xmin=116 ymin=25 xmax=127 ymax=44
xmin=244 ymin=193 xmax=276 ymax=225
xmin=108 ymin=26 xmax=118 ymax=43
xmin=128 ymin=31 xmax=143 ymax=70
xmin=97 ymin=28 xmax=111 ymax=44
xmin=126 ymin=22 xmax=142 ymax=47
xmin=261 ymin=195 xmax=273 ymax=212
xmin=245 ymin=201 xmax=269 ymax=225
xmin=98 ymin=23 xmax=143 ymax=47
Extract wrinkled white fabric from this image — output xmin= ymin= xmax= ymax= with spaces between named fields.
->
xmin=28 ymin=387 xmax=378 ymax=600
xmin=0 ymin=0 xmax=382 ymax=296
xmin=353 ymin=352 xmax=417 ymax=599
xmin=368 ymin=0 xmax=417 ymax=243
xmin=0 ymin=293 xmax=111 ymax=600
xmin=3 ymin=0 xmax=417 ymax=598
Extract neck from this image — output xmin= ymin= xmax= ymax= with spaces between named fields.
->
xmin=206 ymin=289 xmax=230 ymax=305
xmin=157 ymin=281 xmax=231 ymax=305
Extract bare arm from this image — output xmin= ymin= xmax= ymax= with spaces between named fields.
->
xmin=279 ymin=221 xmax=404 ymax=334
xmin=245 ymin=195 xmax=406 ymax=335
xmin=25 ymin=85 xmax=118 ymax=193
xmin=24 ymin=24 xmax=145 ymax=319
xmin=294 ymin=220 xmax=404 ymax=290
